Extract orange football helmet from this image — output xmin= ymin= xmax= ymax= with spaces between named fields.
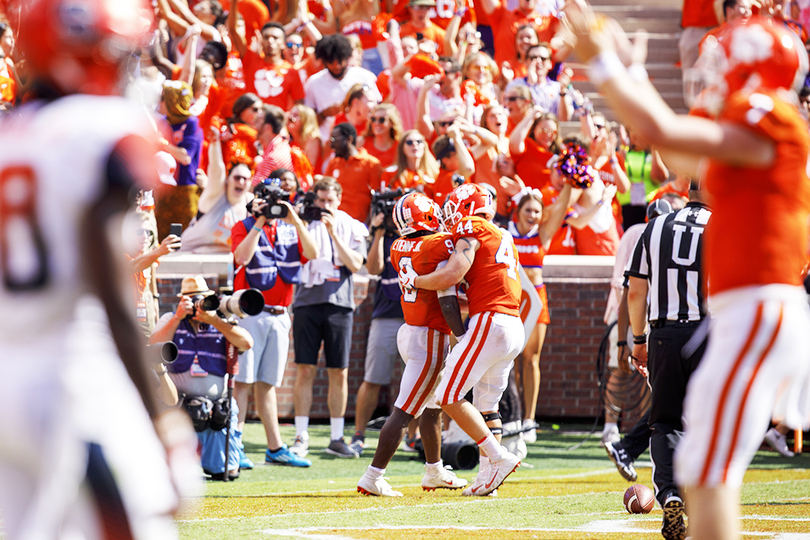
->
xmin=17 ymin=0 xmax=153 ymax=95
xmin=443 ymin=183 xmax=494 ymax=228
xmin=688 ymin=17 xmax=808 ymax=116
xmin=393 ymin=192 xmax=444 ymax=235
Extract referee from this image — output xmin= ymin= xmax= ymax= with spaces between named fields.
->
xmin=626 ymin=181 xmax=710 ymax=540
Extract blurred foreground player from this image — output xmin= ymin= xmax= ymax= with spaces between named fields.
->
xmin=357 ymin=192 xmax=467 ymax=496
xmin=565 ymin=6 xmax=810 ymax=540
xmin=0 ymin=1 xmax=200 ymax=539
xmin=399 ymin=184 xmax=524 ymax=497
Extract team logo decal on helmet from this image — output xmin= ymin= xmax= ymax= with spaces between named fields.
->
xmin=443 ymin=183 xmax=494 ymax=227
xmin=393 ymin=193 xmax=444 ymax=235
xmin=688 ymin=17 xmax=808 ymax=115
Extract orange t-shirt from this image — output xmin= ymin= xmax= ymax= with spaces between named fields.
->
xmin=681 ymin=0 xmax=719 ymax=28
xmin=488 ymin=7 xmax=558 ymax=67
xmin=393 ymin=0 xmax=476 ymax=29
xmin=472 ymin=148 xmax=510 ymax=217
xmin=512 ymin=138 xmax=554 ymax=190
xmin=222 ymin=123 xmax=259 ymax=170
xmin=363 ymin=139 xmax=398 ymax=169
xmin=325 ymin=148 xmax=383 ymax=222
xmin=241 ymin=53 xmax=304 ymax=111
xmin=541 ymin=185 xmax=576 ymax=255
xmin=391 ymin=232 xmax=455 ymax=333
xmin=450 ymin=215 xmax=522 ymax=316
xmin=400 ymin=21 xmax=446 ymax=56
xmin=424 ymin=168 xmax=457 ymax=206
xmin=385 ymin=168 xmax=431 ymax=191
xmin=0 ymin=58 xmax=16 ymax=103
xmin=704 ymin=90 xmax=810 ymax=295
xmin=594 ymin=158 xmax=625 ymax=228
xmin=341 ymin=18 xmax=380 ymax=50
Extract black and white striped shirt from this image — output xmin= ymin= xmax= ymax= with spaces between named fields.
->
xmin=625 ymin=202 xmax=711 ymax=323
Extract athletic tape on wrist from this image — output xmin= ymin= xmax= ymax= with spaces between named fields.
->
xmin=588 ymin=50 xmax=625 ymax=87
xmin=628 ymin=63 xmax=649 ymax=82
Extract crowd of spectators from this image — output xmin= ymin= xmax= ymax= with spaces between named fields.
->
xmin=3 ymin=0 xmax=808 ymax=476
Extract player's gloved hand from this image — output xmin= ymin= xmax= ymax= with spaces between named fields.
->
xmin=399 ymin=263 xmax=418 ymax=290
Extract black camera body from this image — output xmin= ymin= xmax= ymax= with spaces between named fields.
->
xmin=298 ymin=191 xmax=325 ymax=222
xmin=253 ymin=184 xmax=290 ymax=219
xmin=184 ymin=293 xmax=220 ymax=320
xmin=371 ymin=188 xmax=406 ymax=232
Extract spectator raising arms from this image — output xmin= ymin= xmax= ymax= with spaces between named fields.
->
xmin=385 ymin=129 xmax=440 ymax=191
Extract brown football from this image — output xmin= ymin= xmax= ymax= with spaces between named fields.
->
xmin=623 ymin=484 xmax=655 ymax=514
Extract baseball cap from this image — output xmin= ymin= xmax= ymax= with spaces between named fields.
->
xmin=409 ymin=0 xmax=437 ymax=6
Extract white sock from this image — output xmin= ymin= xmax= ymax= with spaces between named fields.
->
xmin=426 ymin=459 xmax=443 ymax=471
xmin=294 ymin=416 xmax=309 ymax=438
xmin=330 ymin=417 xmax=345 ymax=441
xmin=603 ymin=422 xmax=618 ymax=433
xmin=367 ymin=465 xmax=385 ymax=478
xmin=478 ymin=434 xmax=506 ymax=461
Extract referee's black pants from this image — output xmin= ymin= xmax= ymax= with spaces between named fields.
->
xmin=647 ymin=321 xmax=706 ymax=506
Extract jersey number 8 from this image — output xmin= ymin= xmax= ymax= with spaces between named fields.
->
xmin=0 ymin=166 xmax=49 ymax=291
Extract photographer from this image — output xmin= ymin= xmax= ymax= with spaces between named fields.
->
xmin=150 ymin=276 xmax=253 ymax=480
xmin=230 ymin=173 xmax=318 ymax=468
xmin=291 ymin=176 xmax=369 ymax=458
xmin=350 ymin=192 xmax=407 ymax=455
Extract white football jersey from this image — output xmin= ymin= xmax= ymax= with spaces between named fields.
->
xmin=0 ymin=95 xmax=154 ymax=343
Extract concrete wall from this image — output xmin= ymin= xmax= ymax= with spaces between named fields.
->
xmin=156 ymin=253 xmax=619 ymax=422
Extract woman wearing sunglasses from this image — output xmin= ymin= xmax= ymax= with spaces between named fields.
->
xmin=287 ymin=103 xmax=324 ymax=173
xmin=363 ymin=104 xmax=404 ymax=169
xmin=384 ymin=129 xmax=440 ymax=191
xmin=221 ymin=93 xmax=263 ymax=171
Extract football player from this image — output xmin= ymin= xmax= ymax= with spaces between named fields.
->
xmin=0 ymin=1 xmax=199 ymax=539
xmin=357 ymin=192 xmax=468 ymax=496
xmin=565 ymin=4 xmax=810 ymax=540
xmin=399 ymin=183 xmax=525 ymax=497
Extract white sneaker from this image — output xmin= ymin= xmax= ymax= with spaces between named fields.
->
xmin=764 ymin=428 xmax=795 ymax=457
xmin=290 ymin=435 xmax=309 ymax=458
xmin=522 ymin=419 xmax=537 ymax=444
xmin=357 ymin=473 xmax=403 ymax=497
xmin=600 ymin=425 xmax=620 ymax=447
xmin=474 ymin=450 xmax=520 ymax=497
xmin=422 ymin=465 xmax=467 ymax=491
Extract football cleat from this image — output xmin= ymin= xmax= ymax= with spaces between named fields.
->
xmin=421 ymin=465 xmax=468 ymax=491
xmin=357 ymin=473 xmax=403 ymax=497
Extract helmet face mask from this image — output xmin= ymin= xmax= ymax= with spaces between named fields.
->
xmin=393 ymin=193 xmax=445 ymax=236
xmin=443 ymin=183 xmax=494 ymax=229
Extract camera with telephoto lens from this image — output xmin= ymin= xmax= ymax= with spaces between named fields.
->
xmin=184 ymin=293 xmax=220 ymax=320
xmin=217 ymin=288 xmax=264 ymax=319
xmin=298 ymin=190 xmax=325 ymax=222
xmin=147 ymin=341 xmax=178 ymax=365
xmin=371 ymin=188 xmax=407 ymax=232
xmin=253 ymin=183 xmax=291 ymax=219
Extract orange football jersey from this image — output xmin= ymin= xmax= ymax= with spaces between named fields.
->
xmin=391 ymin=232 xmax=455 ymax=334
xmin=704 ymin=90 xmax=810 ymax=295
xmin=451 ymin=216 xmax=522 ymax=317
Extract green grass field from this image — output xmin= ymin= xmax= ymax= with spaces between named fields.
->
xmin=178 ymin=422 xmax=810 ymax=540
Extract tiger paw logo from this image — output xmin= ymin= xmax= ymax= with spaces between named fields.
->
xmin=413 ymin=194 xmax=433 ymax=211
xmin=454 ymin=184 xmax=476 ymax=201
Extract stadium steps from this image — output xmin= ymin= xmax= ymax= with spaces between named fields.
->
xmin=566 ymin=0 xmax=689 ymax=120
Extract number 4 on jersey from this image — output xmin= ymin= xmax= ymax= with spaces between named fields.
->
xmin=495 ymin=230 xmax=518 ymax=281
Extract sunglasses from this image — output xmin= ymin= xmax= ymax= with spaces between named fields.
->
xmin=438 ymin=120 xmax=454 ymax=127
xmin=404 ymin=139 xmax=424 ymax=146
xmin=538 ymin=127 xmax=557 ymax=134
xmin=286 ymin=42 xmax=302 ymax=49
xmin=371 ymin=117 xmax=388 ymax=124
xmin=504 ymin=96 xmax=525 ymax=102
